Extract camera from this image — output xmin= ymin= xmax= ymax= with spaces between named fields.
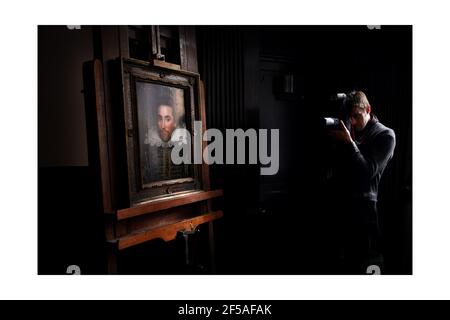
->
xmin=323 ymin=117 xmax=341 ymax=129
xmin=322 ymin=93 xmax=350 ymax=130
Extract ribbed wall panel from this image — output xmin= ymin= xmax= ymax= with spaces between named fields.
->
xmin=199 ymin=27 xmax=245 ymax=131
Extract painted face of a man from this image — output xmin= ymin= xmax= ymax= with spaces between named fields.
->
xmin=157 ymin=105 xmax=176 ymax=142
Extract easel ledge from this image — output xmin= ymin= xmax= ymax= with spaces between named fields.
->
xmin=117 ymin=189 xmax=223 ymax=220
xmin=114 ymin=210 xmax=223 ymax=250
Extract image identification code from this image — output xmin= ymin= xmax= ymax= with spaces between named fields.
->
xmin=178 ymin=304 xmax=272 ymax=317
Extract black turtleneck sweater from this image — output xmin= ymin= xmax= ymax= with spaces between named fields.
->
xmin=343 ymin=115 xmax=396 ymax=201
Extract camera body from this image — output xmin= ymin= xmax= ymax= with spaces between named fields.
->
xmin=322 ymin=93 xmax=351 ymax=130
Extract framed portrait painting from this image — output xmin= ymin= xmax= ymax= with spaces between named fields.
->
xmin=120 ymin=58 xmax=203 ymax=206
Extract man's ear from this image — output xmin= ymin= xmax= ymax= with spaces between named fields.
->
xmin=366 ymin=105 xmax=371 ymax=114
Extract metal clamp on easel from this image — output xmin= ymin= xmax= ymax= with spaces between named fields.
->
xmin=150 ymin=26 xmax=165 ymax=61
xmin=149 ymin=25 xmax=181 ymax=70
xmin=177 ymin=222 xmax=200 ymax=268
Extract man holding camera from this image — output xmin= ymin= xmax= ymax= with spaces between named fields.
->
xmin=328 ymin=91 xmax=396 ymax=274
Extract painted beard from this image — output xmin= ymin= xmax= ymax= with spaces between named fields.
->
xmin=159 ymin=129 xmax=173 ymax=142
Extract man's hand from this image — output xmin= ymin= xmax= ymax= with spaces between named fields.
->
xmin=328 ymin=120 xmax=354 ymax=144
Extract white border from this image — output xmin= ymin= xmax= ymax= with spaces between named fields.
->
xmin=1 ymin=0 xmax=450 ymax=299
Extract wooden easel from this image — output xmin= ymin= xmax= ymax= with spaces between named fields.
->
xmin=83 ymin=26 xmax=223 ymax=273
xmin=105 ymin=191 xmax=223 ymax=273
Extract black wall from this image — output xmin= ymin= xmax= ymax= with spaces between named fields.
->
xmin=38 ymin=26 xmax=93 ymax=167
xmin=38 ymin=26 xmax=99 ymax=274
xmin=197 ymin=26 xmax=412 ymax=274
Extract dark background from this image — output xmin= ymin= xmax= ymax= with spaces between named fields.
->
xmin=38 ymin=25 xmax=412 ymax=274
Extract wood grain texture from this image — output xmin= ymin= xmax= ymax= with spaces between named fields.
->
xmin=199 ymin=80 xmax=211 ymax=191
xmin=117 ymin=189 xmax=223 ymax=220
xmin=118 ymin=26 xmax=130 ymax=58
xmin=151 ymin=59 xmax=181 ymax=70
xmin=118 ymin=210 xmax=223 ymax=250
xmin=93 ymin=60 xmax=114 ymax=214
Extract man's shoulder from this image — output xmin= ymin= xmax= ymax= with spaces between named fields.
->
xmin=372 ymin=120 xmax=395 ymax=140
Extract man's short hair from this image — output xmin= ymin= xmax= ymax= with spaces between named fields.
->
xmin=154 ymin=87 xmax=185 ymax=127
xmin=347 ymin=91 xmax=371 ymax=111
